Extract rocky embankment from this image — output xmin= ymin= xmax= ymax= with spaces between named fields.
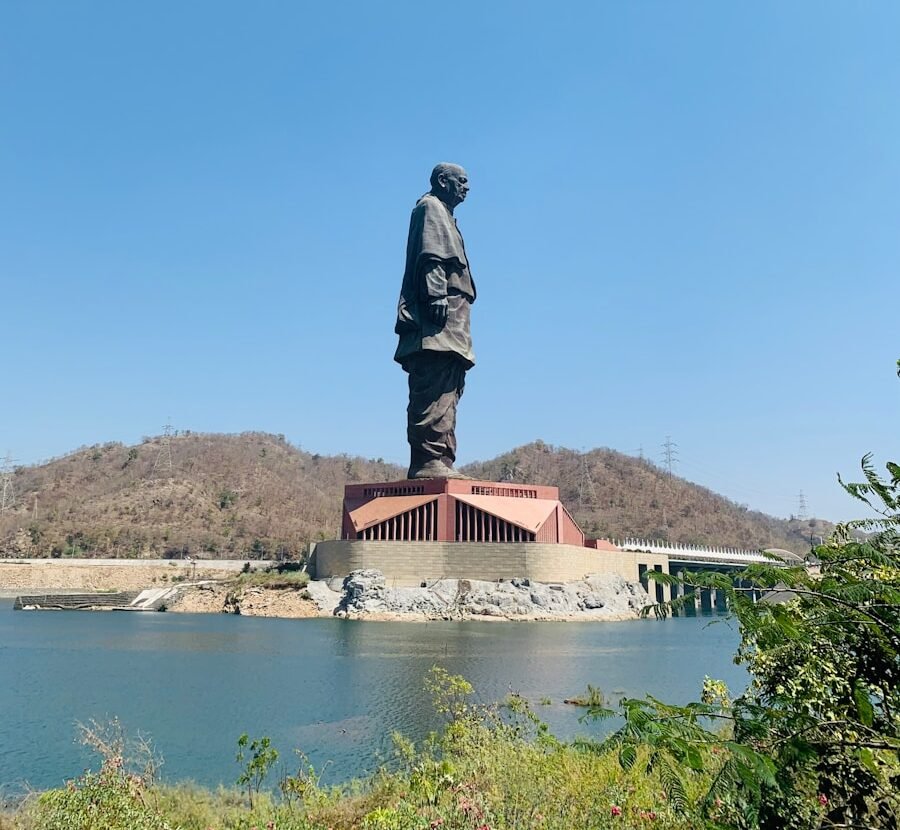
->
xmin=167 ymin=582 xmax=319 ymax=618
xmin=304 ymin=569 xmax=652 ymax=621
xmin=3 ymin=559 xmax=653 ymax=621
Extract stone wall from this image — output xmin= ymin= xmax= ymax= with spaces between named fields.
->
xmin=0 ymin=558 xmax=257 ymax=597
xmin=312 ymin=540 xmax=669 ymax=587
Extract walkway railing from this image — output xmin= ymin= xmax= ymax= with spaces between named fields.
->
xmin=614 ymin=538 xmax=774 ymax=565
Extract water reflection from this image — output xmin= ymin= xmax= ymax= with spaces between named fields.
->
xmin=0 ymin=602 xmax=745 ymax=792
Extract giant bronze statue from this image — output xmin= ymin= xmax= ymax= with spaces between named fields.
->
xmin=394 ymin=163 xmax=475 ymax=479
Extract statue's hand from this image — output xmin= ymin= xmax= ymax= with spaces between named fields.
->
xmin=429 ymin=298 xmax=448 ymax=327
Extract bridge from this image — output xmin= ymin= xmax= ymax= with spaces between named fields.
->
xmin=612 ymin=538 xmax=804 ymax=612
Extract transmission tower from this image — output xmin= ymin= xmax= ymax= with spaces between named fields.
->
xmin=636 ymin=445 xmax=645 ymax=461
xmin=0 ymin=453 xmax=17 ymax=512
xmin=797 ymin=491 xmax=808 ymax=522
xmin=660 ymin=436 xmax=678 ymax=477
xmin=578 ymin=453 xmax=599 ymax=512
xmin=151 ymin=420 xmax=174 ymax=478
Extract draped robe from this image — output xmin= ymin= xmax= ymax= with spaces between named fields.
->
xmin=394 ymin=194 xmax=476 ymax=473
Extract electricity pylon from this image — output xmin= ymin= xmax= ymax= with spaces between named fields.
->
xmin=0 ymin=453 xmax=16 ymax=512
xmin=151 ymin=420 xmax=174 ymax=478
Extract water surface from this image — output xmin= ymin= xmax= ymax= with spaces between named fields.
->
xmin=0 ymin=601 xmax=745 ymax=793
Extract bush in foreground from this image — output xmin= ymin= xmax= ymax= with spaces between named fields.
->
xmin=14 ymin=674 xmax=719 ymax=830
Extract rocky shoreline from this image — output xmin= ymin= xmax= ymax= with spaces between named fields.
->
xmin=167 ymin=581 xmax=320 ymax=618
xmin=4 ymin=559 xmax=654 ymax=622
xmin=301 ymin=569 xmax=651 ymax=622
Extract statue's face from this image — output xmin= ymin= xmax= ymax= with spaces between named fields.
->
xmin=439 ymin=167 xmax=469 ymax=208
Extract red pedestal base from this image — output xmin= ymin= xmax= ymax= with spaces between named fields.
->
xmin=341 ymin=478 xmax=585 ymax=546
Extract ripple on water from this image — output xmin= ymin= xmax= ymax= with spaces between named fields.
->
xmin=0 ymin=605 xmax=745 ymax=789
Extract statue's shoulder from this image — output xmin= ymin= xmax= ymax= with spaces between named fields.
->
xmin=413 ymin=193 xmax=442 ymax=214
xmin=409 ymin=195 xmax=441 ymax=231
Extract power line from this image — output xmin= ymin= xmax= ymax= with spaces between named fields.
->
xmin=660 ymin=436 xmax=678 ymax=477
xmin=677 ymin=458 xmax=790 ymax=502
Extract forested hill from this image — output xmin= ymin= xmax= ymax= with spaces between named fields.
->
xmin=0 ymin=433 xmax=830 ymax=559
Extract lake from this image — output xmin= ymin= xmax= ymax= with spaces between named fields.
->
xmin=0 ymin=600 xmax=745 ymax=795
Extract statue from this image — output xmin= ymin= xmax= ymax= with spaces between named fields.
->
xmin=394 ymin=163 xmax=476 ymax=479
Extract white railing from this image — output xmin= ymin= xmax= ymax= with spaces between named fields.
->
xmin=614 ymin=538 xmax=774 ymax=565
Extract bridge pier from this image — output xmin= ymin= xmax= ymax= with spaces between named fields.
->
xmin=669 ymin=568 xmax=682 ymax=610
xmin=736 ymin=578 xmax=755 ymax=603
xmin=715 ymin=585 xmax=728 ymax=613
xmin=653 ymin=564 xmax=664 ymax=604
xmin=683 ymin=583 xmax=697 ymax=616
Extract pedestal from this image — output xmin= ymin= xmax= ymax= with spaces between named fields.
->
xmin=341 ymin=478 xmax=585 ymax=545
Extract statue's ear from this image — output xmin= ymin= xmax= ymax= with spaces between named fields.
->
xmin=436 ymin=172 xmax=448 ymax=190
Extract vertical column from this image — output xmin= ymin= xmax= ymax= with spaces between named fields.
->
xmin=715 ymin=583 xmax=728 ymax=614
xmin=669 ymin=567 xmax=683 ymax=614
xmin=341 ymin=505 xmax=355 ymax=540
xmin=683 ymin=583 xmax=697 ymax=616
xmin=437 ymin=494 xmax=454 ymax=542
xmin=739 ymin=578 xmax=758 ymax=604
xmin=700 ymin=587 xmax=712 ymax=614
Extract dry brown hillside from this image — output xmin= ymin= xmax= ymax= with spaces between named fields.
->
xmin=0 ymin=432 xmax=403 ymax=560
xmin=0 ymin=433 xmax=828 ymax=559
xmin=463 ymin=442 xmax=832 ymax=555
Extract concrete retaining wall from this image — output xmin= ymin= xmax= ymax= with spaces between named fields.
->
xmin=0 ymin=558 xmax=263 ymax=597
xmin=312 ymin=540 xmax=669 ymax=587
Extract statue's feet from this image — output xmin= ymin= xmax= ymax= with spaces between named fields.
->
xmin=407 ymin=459 xmax=472 ymax=480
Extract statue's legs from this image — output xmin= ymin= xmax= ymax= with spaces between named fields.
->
xmin=405 ymin=351 xmax=467 ymax=478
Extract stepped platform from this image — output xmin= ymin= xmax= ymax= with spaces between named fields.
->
xmin=12 ymin=589 xmax=175 ymax=611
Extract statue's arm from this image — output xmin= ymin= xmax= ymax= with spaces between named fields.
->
xmin=422 ymin=260 xmax=448 ymax=327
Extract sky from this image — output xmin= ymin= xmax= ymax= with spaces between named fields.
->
xmin=1 ymin=1 xmax=898 ymax=523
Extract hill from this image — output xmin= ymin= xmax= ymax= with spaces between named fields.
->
xmin=0 ymin=433 xmax=829 ymax=559
xmin=464 ymin=441 xmax=832 ymax=555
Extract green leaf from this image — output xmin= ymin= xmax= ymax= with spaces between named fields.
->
xmin=683 ymin=743 xmax=705 ymax=771
xmin=581 ymin=706 xmax=617 ymax=722
xmin=853 ymin=682 xmax=874 ymax=727
xmin=724 ymin=742 xmax=777 ymax=788
xmin=657 ymin=756 xmax=689 ymax=814
xmin=886 ymin=461 xmax=900 ymax=485
xmin=858 ymin=747 xmax=879 ymax=774
xmin=618 ymin=743 xmax=637 ymax=770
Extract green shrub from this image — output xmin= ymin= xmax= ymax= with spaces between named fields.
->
xmin=235 ymin=733 xmax=279 ymax=808
xmin=30 ymin=761 xmax=171 ymax=830
xmin=229 ymin=568 xmax=310 ymax=590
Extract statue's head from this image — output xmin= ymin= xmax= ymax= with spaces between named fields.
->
xmin=430 ymin=163 xmax=469 ymax=209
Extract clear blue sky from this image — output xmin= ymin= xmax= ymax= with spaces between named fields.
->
xmin=2 ymin=1 xmax=897 ymax=522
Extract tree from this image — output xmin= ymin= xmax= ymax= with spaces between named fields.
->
xmin=594 ymin=364 xmax=900 ymax=829
xmin=724 ymin=451 xmax=900 ymax=828
xmin=235 ymin=733 xmax=278 ymax=809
